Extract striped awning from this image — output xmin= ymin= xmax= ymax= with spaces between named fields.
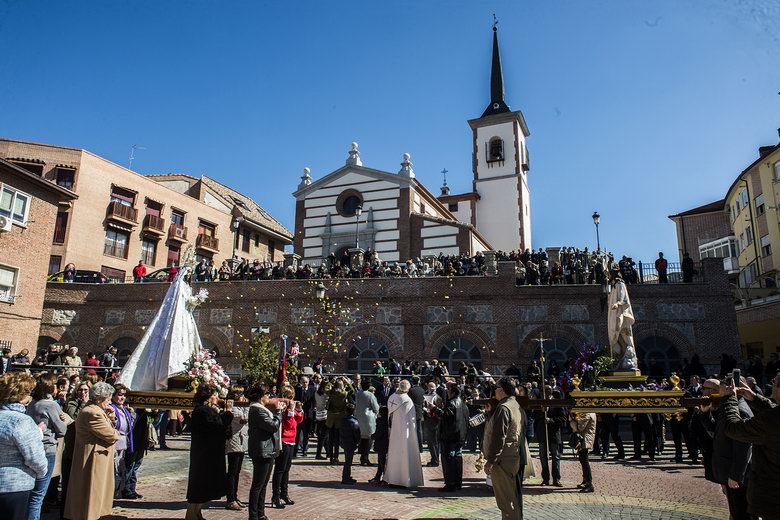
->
xmin=106 ymin=221 xmax=133 ymax=232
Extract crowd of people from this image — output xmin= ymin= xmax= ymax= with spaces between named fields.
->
xmin=65 ymin=245 xmax=702 ymax=286
xmin=1 ymin=347 xmax=777 ymax=520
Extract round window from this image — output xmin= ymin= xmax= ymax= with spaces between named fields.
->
xmin=336 ymin=190 xmax=364 ymax=217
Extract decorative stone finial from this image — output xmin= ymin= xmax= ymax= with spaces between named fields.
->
xmin=399 ymin=152 xmax=415 ymax=178
xmin=298 ymin=167 xmax=312 ymax=189
xmin=346 ymin=142 xmax=362 ymax=166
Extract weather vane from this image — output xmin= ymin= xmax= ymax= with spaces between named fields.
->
xmin=493 ymin=13 xmax=498 ymax=29
xmin=441 ymin=168 xmax=448 ymax=187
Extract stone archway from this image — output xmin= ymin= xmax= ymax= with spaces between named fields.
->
xmin=428 ymin=325 xmax=494 ymax=371
xmin=517 ymin=324 xmax=588 ymax=375
xmin=340 ymin=325 xmax=402 ymax=373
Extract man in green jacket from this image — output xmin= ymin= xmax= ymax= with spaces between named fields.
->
xmin=722 ymin=375 xmax=780 ymax=520
xmin=483 ymin=377 xmax=523 ymax=520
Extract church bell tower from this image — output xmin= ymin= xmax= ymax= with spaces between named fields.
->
xmin=470 ymin=22 xmax=532 ymax=252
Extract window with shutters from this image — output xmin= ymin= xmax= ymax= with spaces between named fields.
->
xmin=0 ymin=265 xmax=19 ymax=303
xmin=761 ymin=235 xmax=772 ymax=257
xmin=53 ymin=211 xmax=68 ymax=244
xmin=755 ymin=194 xmax=765 ymax=216
xmin=48 ymin=256 xmax=62 ymax=275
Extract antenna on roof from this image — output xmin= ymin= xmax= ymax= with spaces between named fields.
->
xmin=128 ymin=144 xmax=146 ymax=170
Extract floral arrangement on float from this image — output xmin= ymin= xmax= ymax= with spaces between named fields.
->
xmin=184 ymin=348 xmax=231 ymax=397
xmin=564 ymin=343 xmax=613 ymax=392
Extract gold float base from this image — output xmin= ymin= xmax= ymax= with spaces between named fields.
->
xmin=602 ymin=370 xmax=646 ymax=384
xmin=570 ymin=388 xmax=686 ymax=420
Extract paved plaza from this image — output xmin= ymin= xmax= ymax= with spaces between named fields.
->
xmin=48 ymin=436 xmax=729 ymax=520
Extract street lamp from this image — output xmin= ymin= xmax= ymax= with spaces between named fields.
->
xmin=315 ymin=282 xmax=327 ymax=300
xmin=355 ymin=205 xmax=363 ymax=249
xmin=229 ymin=217 xmax=240 ymax=270
xmin=592 ymin=211 xmax=601 ymax=252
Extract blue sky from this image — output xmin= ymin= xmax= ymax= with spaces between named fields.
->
xmin=1 ymin=0 xmax=778 ymax=262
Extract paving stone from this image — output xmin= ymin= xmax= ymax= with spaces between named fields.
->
xmin=46 ymin=436 xmax=729 ymax=520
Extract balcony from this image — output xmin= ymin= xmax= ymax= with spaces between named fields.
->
xmin=107 ymin=201 xmax=138 ymax=226
xmin=196 ymin=233 xmax=220 ymax=253
xmin=168 ymin=223 xmax=188 ymax=243
xmin=142 ymin=214 xmax=166 ymax=236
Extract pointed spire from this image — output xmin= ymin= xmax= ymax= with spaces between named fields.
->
xmin=440 ymin=168 xmax=450 ymax=196
xmin=481 ymin=16 xmax=511 ymax=117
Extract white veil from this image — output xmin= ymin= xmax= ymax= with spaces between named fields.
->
xmin=117 ymin=265 xmax=203 ymax=391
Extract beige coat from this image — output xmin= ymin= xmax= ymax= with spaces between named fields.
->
xmin=569 ymin=413 xmax=597 ymax=450
xmin=64 ymin=403 xmax=120 ymax=520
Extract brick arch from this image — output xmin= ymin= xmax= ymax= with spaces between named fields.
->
xmin=427 ymin=325 xmax=495 ymax=368
xmin=198 ymin=328 xmax=232 ymax=359
xmin=517 ymin=324 xmax=588 ymax=359
xmin=101 ymin=325 xmax=144 ymax=350
xmin=633 ymin=322 xmax=695 ymax=360
xmin=339 ymin=324 xmax=402 ymax=372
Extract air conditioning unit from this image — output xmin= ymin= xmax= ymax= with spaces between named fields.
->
xmin=0 ymin=215 xmax=12 ymax=232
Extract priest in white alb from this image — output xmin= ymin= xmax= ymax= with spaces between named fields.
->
xmin=384 ymin=380 xmax=424 ymax=487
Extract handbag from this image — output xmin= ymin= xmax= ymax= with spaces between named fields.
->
xmin=568 ymin=432 xmax=585 ymax=451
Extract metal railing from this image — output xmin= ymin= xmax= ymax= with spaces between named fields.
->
xmin=636 ymin=261 xmax=705 ymax=284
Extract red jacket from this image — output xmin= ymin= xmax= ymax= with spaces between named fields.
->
xmin=280 ymin=407 xmax=304 ymax=444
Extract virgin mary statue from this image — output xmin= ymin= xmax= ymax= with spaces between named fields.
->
xmin=117 ymin=264 xmax=207 ymax=391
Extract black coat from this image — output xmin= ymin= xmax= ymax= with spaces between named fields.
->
xmin=296 ymin=383 xmax=317 ymax=419
xmin=435 ymin=396 xmax=468 ymax=443
xmin=711 ymin=398 xmax=752 ymax=486
xmin=339 ymin=415 xmax=361 ymax=451
xmin=377 ymin=385 xmax=395 ymax=406
xmin=534 ymin=407 xmax=566 ymax=445
xmin=723 ymin=394 xmax=780 ymax=518
xmin=408 ymin=385 xmax=425 ymax=421
xmin=372 ymin=415 xmax=389 ymax=455
xmin=186 ymin=405 xmax=232 ymax=503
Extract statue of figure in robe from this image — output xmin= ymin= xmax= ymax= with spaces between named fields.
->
xmin=384 ymin=380 xmax=424 ymax=488
xmin=117 ymin=263 xmax=208 ymax=391
xmin=607 ymin=267 xmax=639 ymax=372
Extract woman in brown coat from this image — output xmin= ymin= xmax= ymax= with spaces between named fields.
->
xmin=64 ymin=382 xmax=120 ymax=520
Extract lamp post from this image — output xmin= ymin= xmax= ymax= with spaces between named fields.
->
xmin=355 ymin=205 xmax=363 ymax=249
xmin=592 ymin=211 xmax=601 ymax=252
xmin=229 ymin=217 xmax=240 ymax=272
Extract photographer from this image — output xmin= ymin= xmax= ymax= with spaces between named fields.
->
xmin=721 ymin=375 xmax=780 ymax=520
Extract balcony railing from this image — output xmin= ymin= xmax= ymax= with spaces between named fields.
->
xmin=142 ymin=214 xmax=166 ymax=234
xmin=103 ymin=241 xmax=128 ymax=259
xmin=196 ymin=233 xmax=220 ymax=252
xmin=107 ymin=201 xmax=138 ymax=223
xmin=168 ymin=223 xmax=188 ymax=241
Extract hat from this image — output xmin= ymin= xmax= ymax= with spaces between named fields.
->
xmin=702 ymin=378 xmax=720 ymax=391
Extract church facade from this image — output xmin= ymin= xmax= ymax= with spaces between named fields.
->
xmin=292 ymin=26 xmax=532 ymax=264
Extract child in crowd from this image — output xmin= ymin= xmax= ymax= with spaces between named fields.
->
xmin=339 ymin=403 xmax=361 ymax=484
xmin=369 ymin=406 xmax=389 ymax=484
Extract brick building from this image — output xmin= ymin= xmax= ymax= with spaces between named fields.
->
xmin=0 ymin=159 xmax=77 ymax=353
xmin=668 ymin=200 xmax=732 ymax=264
xmin=39 ymin=258 xmax=738 ymax=377
xmin=0 ymin=138 xmax=292 ymax=282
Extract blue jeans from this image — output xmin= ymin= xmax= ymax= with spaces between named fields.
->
xmin=154 ymin=411 xmax=168 ymax=447
xmin=28 ymin=453 xmax=55 ymax=520
xmin=123 ymin=450 xmax=144 ymax=497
